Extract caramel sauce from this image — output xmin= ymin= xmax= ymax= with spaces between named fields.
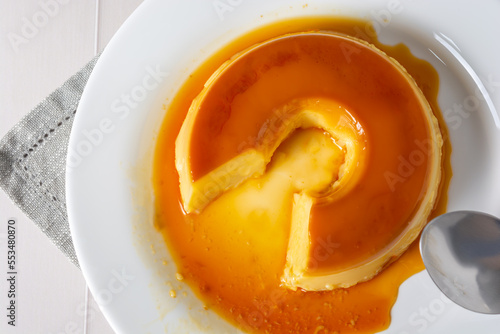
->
xmin=153 ymin=17 xmax=451 ymax=334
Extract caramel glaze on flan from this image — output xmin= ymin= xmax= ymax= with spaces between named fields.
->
xmin=154 ymin=17 xmax=450 ymax=334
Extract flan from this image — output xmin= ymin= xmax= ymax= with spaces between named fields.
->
xmin=174 ymin=32 xmax=442 ymax=290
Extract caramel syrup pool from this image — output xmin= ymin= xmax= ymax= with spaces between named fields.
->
xmin=153 ymin=17 xmax=451 ymax=334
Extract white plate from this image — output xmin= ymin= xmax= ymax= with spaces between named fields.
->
xmin=66 ymin=0 xmax=500 ymax=333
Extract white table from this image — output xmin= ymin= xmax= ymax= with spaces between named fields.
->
xmin=0 ymin=1 xmax=143 ymax=333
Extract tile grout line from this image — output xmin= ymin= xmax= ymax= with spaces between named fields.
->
xmin=93 ymin=0 xmax=101 ymax=56
xmin=83 ymin=286 xmax=90 ymax=334
xmin=84 ymin=1 xmax=101 ymax=334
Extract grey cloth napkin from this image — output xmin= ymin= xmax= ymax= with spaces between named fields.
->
xmin=0 ymin=56 xmax=100 ymax=267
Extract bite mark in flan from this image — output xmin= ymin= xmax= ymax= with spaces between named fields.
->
xmin=174 ymin=32 xmax=442 ymax=290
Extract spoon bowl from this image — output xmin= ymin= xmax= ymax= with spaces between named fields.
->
xmin=420 ymin=211 xmax=500 ymax=314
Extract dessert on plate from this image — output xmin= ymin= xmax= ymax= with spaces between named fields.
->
xmin=175 ymin=32 xmax=442 ymax=291
xmin=153 ymin=21 xmax=448 ymax=333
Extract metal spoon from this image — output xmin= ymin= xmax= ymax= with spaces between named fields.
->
xmin=420 ymin=211 xmax=500 ymax=314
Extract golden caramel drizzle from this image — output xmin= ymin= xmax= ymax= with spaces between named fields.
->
xmin=153 ymin=17 xmax=451 ymax=334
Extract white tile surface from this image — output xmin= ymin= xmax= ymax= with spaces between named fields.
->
xmin=0 ymin=1 xmax=143 ymax=333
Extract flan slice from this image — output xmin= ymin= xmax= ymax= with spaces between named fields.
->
xmin=174 ymin=32 xmax=442 ymax=290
